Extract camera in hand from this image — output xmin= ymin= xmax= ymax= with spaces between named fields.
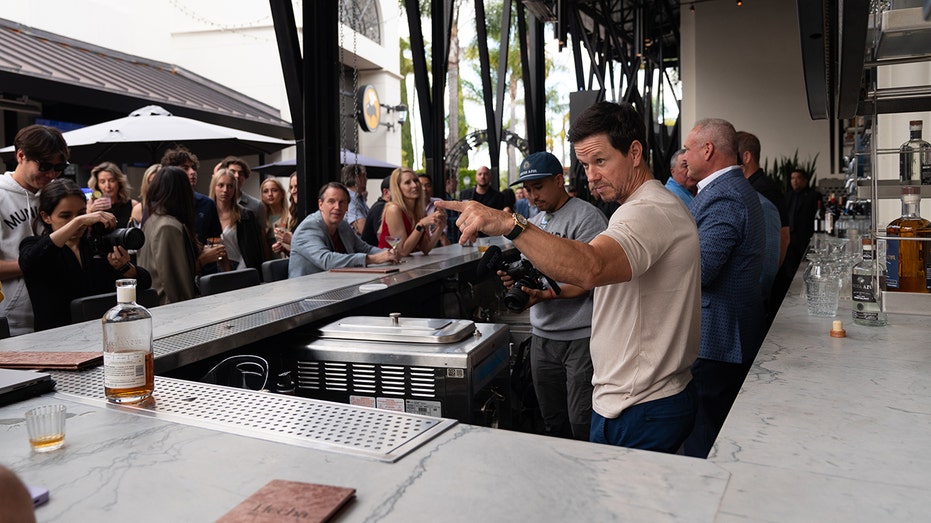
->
xmin=477 ymin=245 xmax=561 ymax=312
xmin=87 ymin=223 xmax=145 ymax=256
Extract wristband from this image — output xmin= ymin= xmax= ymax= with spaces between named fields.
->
xmin=117 ymin=262 xmax=133 ymax=274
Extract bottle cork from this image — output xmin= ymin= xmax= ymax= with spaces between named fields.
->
xmin=830 ymin=320 xmax=846 ymax=338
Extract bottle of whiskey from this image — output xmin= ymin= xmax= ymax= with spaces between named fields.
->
xmin=899 ymin=120 xmax=931 ymax=184
xmin=885 ymin=186 xmax=931 ymax=293
xmin=103 ymin=279 xmax=154 ymax=403
xmin=852 ymin=238 xmax=887 ymax=326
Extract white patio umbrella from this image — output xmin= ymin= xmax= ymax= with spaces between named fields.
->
xmin=1 ymin=105 xmax=293 ymax=165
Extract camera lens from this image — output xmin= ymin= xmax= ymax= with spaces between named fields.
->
xmin=504 ymin=281 xmax=531 ymax=312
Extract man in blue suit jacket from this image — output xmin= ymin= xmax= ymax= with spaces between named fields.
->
xmin=681 ymin=118 xmax=766 ymax=458
xmin=289 ymin=182 xmax=398 ymax=278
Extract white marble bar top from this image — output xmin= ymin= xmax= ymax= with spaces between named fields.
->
xmin=3 ymin=247 xmax=930 ymax=521
xmin=710 ymin=278 xmax=931 ymax=521
xmin=1 ymin=395 xmax=729 ymax=522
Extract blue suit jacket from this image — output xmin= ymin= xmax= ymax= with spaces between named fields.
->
xmin=689 ymin=167 xmax=765 ymax=364
xmin=288 ymin=211 xmax=382 ymax=278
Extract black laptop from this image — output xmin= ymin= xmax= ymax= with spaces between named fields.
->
xmin=0 ymin=368 xmax=55 ymax=407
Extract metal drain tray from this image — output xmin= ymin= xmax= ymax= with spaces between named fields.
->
xmin=50 ymin=368 xmax=455 ymax=462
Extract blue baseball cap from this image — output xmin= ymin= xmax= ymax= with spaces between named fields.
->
xmin=510 ymin=151 xmax=563 ymax=186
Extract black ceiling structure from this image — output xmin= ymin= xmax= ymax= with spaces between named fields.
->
xmin=279 ymin=0 xmax=682 ymax=216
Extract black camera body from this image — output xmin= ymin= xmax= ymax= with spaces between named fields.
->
xmin=477 ymin=246 xmax=561 ymax=312
xmin=86 ymin=223 xmax=145 ymax=257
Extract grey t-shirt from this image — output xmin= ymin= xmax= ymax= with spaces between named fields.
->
xmin=526 ymin=197 xmax=608 ymax=340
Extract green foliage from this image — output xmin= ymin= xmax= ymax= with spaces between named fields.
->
xmin=762 ymin=150 xmax=819 ymax=192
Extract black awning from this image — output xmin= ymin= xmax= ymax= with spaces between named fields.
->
xmin=0 ymin=17 xmax=294 ymax=140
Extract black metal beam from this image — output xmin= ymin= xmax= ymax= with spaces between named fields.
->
xmin=302 ymin=1 xmax=339 ymax=217
xmin=836 ymin=0 xmax=870 ymax=119
xmin=429 ymin=0 xmax=454 ymax=184
xmin=405 ymin=0 xmax=434 ymax=156
xmin=475 ymin=0 xmax=500 ymax=165
xmin=493 ymin=1 xmax=513 ymax=175
xmin=797 ymin=0 xmax=830 ymax=120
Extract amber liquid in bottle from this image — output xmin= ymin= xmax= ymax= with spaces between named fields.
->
xmin=103 ymin=279 xmax=155 ymax=403
xmin=885 ymin=187 xmax=931 ymax=293
xmin=103 ymin=352 xmax=155 ymax=402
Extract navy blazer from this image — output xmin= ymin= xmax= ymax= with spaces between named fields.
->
xmin=689 ymin=167 xmax=766 ymax=364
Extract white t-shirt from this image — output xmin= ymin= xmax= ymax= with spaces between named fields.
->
xmin=0 ymin=172 xmax=40 ymax=335
xmin=590 ymin=180 xmax=702 ymax=418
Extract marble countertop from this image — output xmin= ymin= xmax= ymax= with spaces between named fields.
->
xmin=1 ymin=395 xmax=728 ymax=522
xmin=2 ymin=253 xmax=930 ymax=521
xmin=711 ymin=280 xmax=931 ymax=521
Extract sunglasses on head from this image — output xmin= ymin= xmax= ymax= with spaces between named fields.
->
xmin=31 ymin=159 xmax=69 ymax=173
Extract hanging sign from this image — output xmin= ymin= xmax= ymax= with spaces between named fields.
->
xmin=356 ymin=85 xmax=381 ymax=132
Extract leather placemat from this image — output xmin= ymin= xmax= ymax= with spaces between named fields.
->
xmin=0 ymin=352 xmax=103 ymax=371
xmin=216 ymin=479 xmax=355 ymax=523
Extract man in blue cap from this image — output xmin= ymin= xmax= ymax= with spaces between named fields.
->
xmin=499 ymin=151 xmax=607 ymax=440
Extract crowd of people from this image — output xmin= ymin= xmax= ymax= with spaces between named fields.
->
xmin=1 ymin=102 xmax=819 ymax=459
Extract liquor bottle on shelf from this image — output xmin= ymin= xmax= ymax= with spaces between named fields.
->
xmin=899 ymin=120 xmax=931 ymax=184
xmin=884 ymin=186 xmax=931 ymax=293
xmin=852 ymin=238 xmax=887 ymax=326
xmin=103 ymin=279 xmax=154 ymax=403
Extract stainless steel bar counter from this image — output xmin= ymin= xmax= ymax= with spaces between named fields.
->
xmin=2 ymin=246 xmax=929 ymax=521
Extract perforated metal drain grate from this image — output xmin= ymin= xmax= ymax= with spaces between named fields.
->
xmin=51 ymin=369 xmax=455 ymax=462
xmin=154 ymin=300 xmax=315 ymax=357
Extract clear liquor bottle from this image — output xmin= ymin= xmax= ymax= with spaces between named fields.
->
xmin=885 ymin=186 xmax=931 ymax=293
xmin=852 ymin=238 xmax=887 ymax=326
xmin=103 ymin=279 xmax=154 ymax=403
xmin=899 ymin=120 xmax=931 ymax=184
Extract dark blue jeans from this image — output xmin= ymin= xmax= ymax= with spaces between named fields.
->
xmin=590 ymin=381 xmax=697 ymax=454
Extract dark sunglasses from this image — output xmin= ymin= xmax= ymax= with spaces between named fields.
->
xmin=31 ymin=159 xmax=69 ymax=173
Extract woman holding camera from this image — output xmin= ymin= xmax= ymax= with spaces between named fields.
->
xmin=19 ymin=178 xmax=152 ymax=331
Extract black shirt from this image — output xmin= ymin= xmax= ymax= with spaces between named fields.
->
xmin=747 ymin=169 xmax=789 ymax=227
xmin=19 ymin=235 xmax=152 ymax=331
xmin=461 ymin=187 xmax=506 ymax=210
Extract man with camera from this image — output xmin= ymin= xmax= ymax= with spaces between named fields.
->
xmin=498 ymin=151 xmax=606 ymax=441
xmin=438 ymin=102 xmax=702 ymax=453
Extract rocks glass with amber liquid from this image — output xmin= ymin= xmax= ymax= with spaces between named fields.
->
xmin=885 ymin=186 xmax=931 ymax=294
xmin=103 ymin=279 xmax=154 ymax=403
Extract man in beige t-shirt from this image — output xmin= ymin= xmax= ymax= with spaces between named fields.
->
xmin=439 ymin=101 xmax=701 ymax=453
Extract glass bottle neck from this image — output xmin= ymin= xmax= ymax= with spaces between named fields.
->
xmin=910 ymin=129 xmax=923 ymax=140
xmin=901 ymin=199 xmax=921 ymax=217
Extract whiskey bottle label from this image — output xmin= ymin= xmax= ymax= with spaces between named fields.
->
xmin=104 ymin=351 xmax=146 ymax=388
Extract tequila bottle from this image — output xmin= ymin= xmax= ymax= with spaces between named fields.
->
xmin=103 ymin=279 xmax=154 ymax=403
xmin=851 ymin=238 xmax=886 ymax=326
xmin=899 ymin=120 xmax=931 ymax=184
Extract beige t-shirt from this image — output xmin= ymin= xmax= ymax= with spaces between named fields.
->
xmin=591 ymin=180 xmax=702 ymax=418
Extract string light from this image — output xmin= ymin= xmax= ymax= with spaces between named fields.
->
xmin=690 ymin=3 xmax=695 ymax=12
xmin=737 ymin=0 xmax=743 ymax=5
